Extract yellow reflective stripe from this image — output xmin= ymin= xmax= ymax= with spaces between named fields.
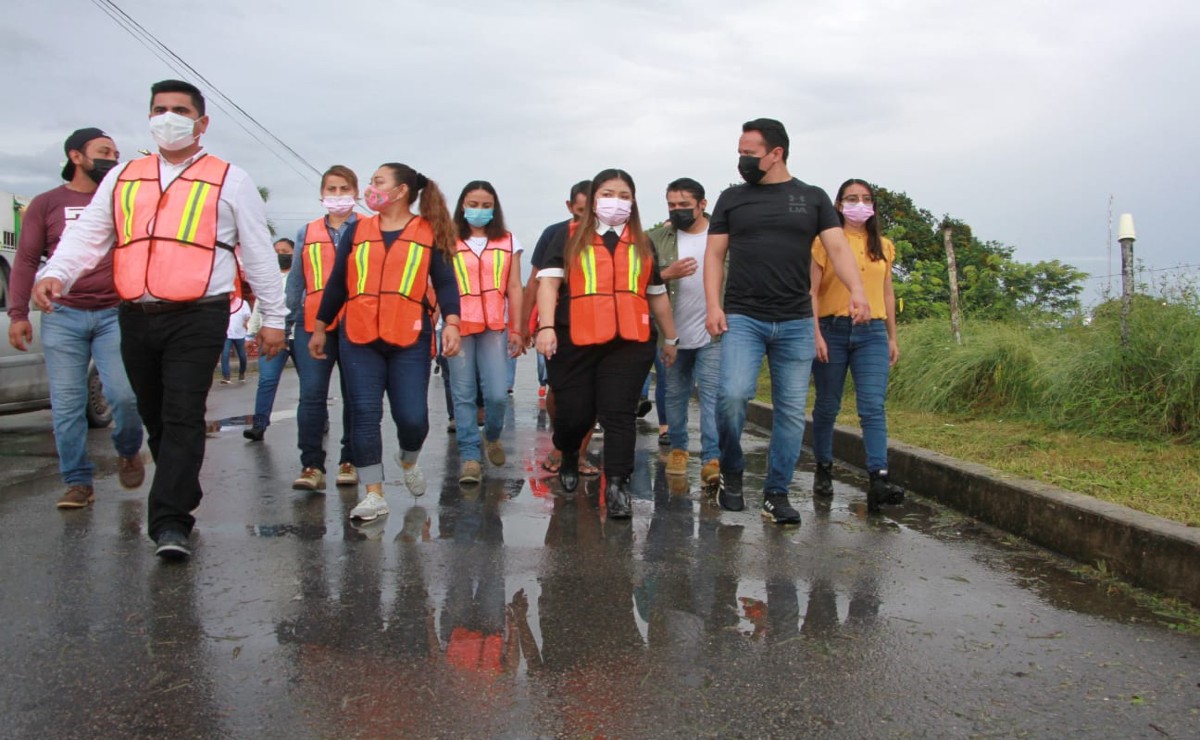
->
xmin=452 ymin=252 xmax=472 ymax=295
xmin=627 ymin=244 xmax=642 ymax=292
xmin=121 ymin=181 xmax=141 ymax=243
xmin=397 ymin=242 xmax=422 ymax=296
xmin=581 ymin=246 xmax=597 ymax=295
xmin=308 ymin=244 xmax=323 ymax=291
xmin=492 ymin=249 xmax=507 ymax=289
xmin=175 ymin=181 xmax=205 ymax=241
xmin=354 ymin=242 xmax=370 ymax=295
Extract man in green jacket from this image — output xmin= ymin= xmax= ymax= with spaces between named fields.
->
xmin=647 ymin=178 xmax=722 ymax=486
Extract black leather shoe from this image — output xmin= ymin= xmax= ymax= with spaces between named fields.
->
xmin=606 ymin=475 xmax=632 ymax=519
xmin=867 ymin=471 xmax=905 ymax=512
xmin=154 ymin=529 xmax=191 ymax=561
xmin=559 ymin=450 xmax=580 ymax=493
xmin=813 ymin=462 xmax=834 ymax=498
xmin=717 ymin=471 xmax=745 ymax=512
xmin=243 ymin=426 xmax=266 ymax=441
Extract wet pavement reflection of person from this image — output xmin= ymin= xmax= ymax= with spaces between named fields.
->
xmin=523 ymin=475 xmax=645 ymax=737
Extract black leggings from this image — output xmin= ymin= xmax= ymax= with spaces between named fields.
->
xmin=547 ymin=336 xmax=655 ymax=478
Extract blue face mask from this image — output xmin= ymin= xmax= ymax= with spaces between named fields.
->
xmin=464 ymin=207 xmax=494 ymax=228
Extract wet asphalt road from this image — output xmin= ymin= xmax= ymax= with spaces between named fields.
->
xmin=1 ymin=358 xmax=1198 ymax=739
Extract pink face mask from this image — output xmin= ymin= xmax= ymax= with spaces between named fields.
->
xmin=595 ymin=197 xmax=632 ymax=227
xmin=842 ymin=202 xmax=874 ymax=225
xmin=363 ymin=185 xmax=395 ymax=212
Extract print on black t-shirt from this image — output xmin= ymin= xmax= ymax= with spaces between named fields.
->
xmin=709 ymin=178 xmax=841 ymax=322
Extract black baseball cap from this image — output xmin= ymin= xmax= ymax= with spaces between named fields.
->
xmin=61 ymin=127 xmax=111 ymax=181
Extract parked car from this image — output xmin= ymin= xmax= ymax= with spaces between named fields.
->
xmin=0 ymin=246 xmax=111 ymax=427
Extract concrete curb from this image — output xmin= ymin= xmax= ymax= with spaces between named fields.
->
xmin=746 ymin=401 xmax=1200 ymax=609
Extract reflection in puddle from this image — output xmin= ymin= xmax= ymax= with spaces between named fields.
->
xmin=206 ymin=414 xmax=254 ymax=433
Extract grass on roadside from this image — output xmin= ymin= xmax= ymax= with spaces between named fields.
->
xmin=754 ymin=363 xmax=1200 ymax=527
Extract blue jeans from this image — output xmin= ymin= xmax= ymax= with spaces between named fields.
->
xmin=221 ymin=338 xmax=246 ymax=379
xmin=536 ymin=352 xmax=547 ymax=387
xmin=293 ymin=325 xmax=353 ymax=472
xmin=339 ymin=331 xmax=432 ymax=486
xmin=640 ymin=354 xmax=668 ymax=426
xmin=506 ymin=353 xmax=517 ymax=392
xmin=448 ymin=329 xmax=509 ymax=463
xmin=252 ymin=339 xmax=293 ymax=428
xmin=665 ymin=341 xmax=721 ymax=461
xmin=717 ymin=314 xmax=815 ymax=494
xmin=812 ymin=318 xmax=891 ymax=473
xmin=41 ymin=305 xmax=143 ymax=485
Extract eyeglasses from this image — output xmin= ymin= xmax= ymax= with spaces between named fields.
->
xmin=841 ymin=195 xmax=873 ymax=204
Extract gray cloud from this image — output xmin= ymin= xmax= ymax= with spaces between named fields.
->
xmin=3 ymin=0 xmax=1197 ymax=303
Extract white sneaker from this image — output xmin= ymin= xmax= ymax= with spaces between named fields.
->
xmin=403 ymin=464 xmax=427 ymax=497
xmin=350 ymin=491 xmax=389 ymax=521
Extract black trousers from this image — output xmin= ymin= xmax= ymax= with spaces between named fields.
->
xmin=119 ymin=301 xmax=227 ymax=539
xmin=546 ymin=335 xmax=655 ymax=478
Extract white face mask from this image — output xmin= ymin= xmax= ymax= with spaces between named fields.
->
xmin=149 ymin=112 xmax=198 ymax=151
xmin=322 ymin=195 xmax=356 ymax=216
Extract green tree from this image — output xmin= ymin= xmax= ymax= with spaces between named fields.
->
xmin=873 ymin=186 xmax=1085 ymax=322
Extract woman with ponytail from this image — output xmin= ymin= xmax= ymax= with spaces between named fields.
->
xmin=810 ymin=178 xmax=903 ymax=513
xmin=534 ymin=169 xmax=679 ymax=519
xmin=310 ymin=163 xmax=461 ymax=522
xmin=447 ymin=181 xmax=525 ymax=484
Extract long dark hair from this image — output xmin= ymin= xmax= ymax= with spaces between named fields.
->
xmin=835 ymin=178 xmax=884 ymax=262
xmin=564 ymin=169 xmax=653 ymax=275
xmin=380 ymin=162 xmax=455 ymax=259
xmin=453 ymin=180 xmax=508 ymax=241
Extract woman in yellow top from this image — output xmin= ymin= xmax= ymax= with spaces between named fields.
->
xmin=810 ymin=179 xmax=904 ymax=512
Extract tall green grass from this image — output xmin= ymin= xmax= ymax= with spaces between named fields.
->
xmin=890 ymin=298 xmax=1200 ymax=443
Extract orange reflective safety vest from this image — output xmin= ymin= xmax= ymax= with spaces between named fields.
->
xmin=300 ymin=218 xmax=343 ymax=332
xmin=343 ymin=215 xmax=436 ymax=347
xmin=452 ymin=234 xmax=514 ymax=336
xmin=567 ymin=223 xmax=652 ymax=345
xmin=111 ymin=154 xmax=231 ymax=301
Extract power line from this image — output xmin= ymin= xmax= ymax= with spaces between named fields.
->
xmin=1082 ymin=263 xmax=1200 ymax=282
xmin=91 ymin=0 xmax=320 ymax=183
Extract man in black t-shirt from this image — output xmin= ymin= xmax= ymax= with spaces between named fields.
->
xmin=703 ymin=118 xmax=870 ymax=524
xmin=519 ymin=180 xmax=593 ymax=473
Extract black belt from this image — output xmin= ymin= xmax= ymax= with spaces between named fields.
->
xmin=121 ymin=294 xmax=230 ymax=314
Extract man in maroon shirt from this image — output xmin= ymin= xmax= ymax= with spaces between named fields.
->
xmin=6 ymin=128 xmax=144 ymax=509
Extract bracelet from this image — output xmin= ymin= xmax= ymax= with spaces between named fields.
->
xmin=537 ymin=326 xmax=556 ymax=334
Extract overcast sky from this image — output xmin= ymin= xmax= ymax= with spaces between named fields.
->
xmin=3 ymin=0 xmax=1197 ymax=300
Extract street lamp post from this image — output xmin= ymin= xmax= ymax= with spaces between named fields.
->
xmin=1117 ymin=213 xmax=1136 ymax=348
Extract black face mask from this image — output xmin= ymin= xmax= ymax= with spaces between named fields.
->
xmin=86 ymin=158 xmax=119 ymax=184
xmin=277 ymin=254 xmax=293 ymax=271
xmin=738 ymin=155 xmax=766 ymax=185
xmin=668 ymin=208 xmax=697 ymax=231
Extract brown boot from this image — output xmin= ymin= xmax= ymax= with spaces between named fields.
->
xmin=57 ymin=485 xmax=95 ymax=509
xmin=118 ymin=454 xmax=146 ymax=489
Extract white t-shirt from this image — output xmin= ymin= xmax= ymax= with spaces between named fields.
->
xmin=465 ymin=234 xmax=525 ymax=258
xmin=674 ymin=228 xmax=710 ymax=349
xmin=226 ymin=301 xmax=252 ymax=340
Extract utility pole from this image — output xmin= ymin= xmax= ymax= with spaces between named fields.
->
xmin=1118 ymin=213 xmax=1136 ymax=347
xmin=944 ymin=225 xmax=962 ymax=345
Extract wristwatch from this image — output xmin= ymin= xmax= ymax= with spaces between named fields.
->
xmin=663 ymin=337 xmax=679 ymax=346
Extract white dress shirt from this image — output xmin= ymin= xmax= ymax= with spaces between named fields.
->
xmin=40 ymin=149 xmax=287 ymax=330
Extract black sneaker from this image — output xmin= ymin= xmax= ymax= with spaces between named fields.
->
xmin=243 ymin=426 xmax=265 ymax=441
xmin=635 ymin=398 xmax=653 ymax=418
xmin=717 ymin=472 xmax=745 ymax=512
xmin=813 ymin=462 xmax=834 ymax=498
xmin=867 ymin=471 xmax=905 ymax=512
xmin=657 ymin=432 xmax=670 ymax=447
xmin=761 ymin=493 xmax=802 ymax=525
xmin=155 ymin=529 xmax=191 ymax=561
